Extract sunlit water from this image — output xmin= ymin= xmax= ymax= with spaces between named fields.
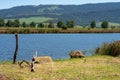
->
xmin=0 ymin=33 xmax=120 ymax=61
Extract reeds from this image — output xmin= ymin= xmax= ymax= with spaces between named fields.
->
xmin=95 ymin=40 xmax=120 ymax=57
xmin=1 ymin=27 xmax=120 ymax=34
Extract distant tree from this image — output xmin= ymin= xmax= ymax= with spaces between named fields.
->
xmin=101 ymin=21 xmax=108 ymax=29
xmin=61 ymin=24 xmax=68 ymax=30
xmin=0 ymin=18 xmax=4 ymax=27
xmin=6 ymin=20 xmax=14 ymax=27
xmin=48 ymin=21 xmax=54 ymax=28
xmin=57 ymin=20 xmax=64 ymax=28
xmin=30 ymin=21 xmax=36 ymax=27
xmin=22 ymin=22 xmax=27 ymax=27
xmin=66 ymin=20 xmax=75 ymax=28
xmin=14 ymin=19 xmax=20 ymax=27
xmin=90 ymin=21 xmax=96 ymax=28
xmin=38 ymin=23 xmax=44 ymax=28
xmin=111 ymin=26 xmax=116 ymax=29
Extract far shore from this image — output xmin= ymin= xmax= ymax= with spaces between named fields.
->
xmin=0 ymin=27 xmax=120 ymax=34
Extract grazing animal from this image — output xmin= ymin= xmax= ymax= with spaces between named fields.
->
xmin=33 ymin=56 xmax=52 ymax=64
xmin=31 ymin=51 xmax=53 ymax=72
xmin=18 ymin=60 xmax=30 ymax=68
xmin=69 ymin=50 xmax=84 ymax=58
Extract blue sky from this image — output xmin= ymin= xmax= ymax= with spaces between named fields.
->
xmin=0 ymin=0 xmax=120 ymax=9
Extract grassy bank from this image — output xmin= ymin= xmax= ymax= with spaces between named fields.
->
xmin=1 ymin=27 xmax=120 ymax=34
xmin=0 ymin=56 xmax=120 ymax=80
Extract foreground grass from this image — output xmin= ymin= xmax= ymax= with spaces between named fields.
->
xmin=0 ymin=56 xmax=120 ymax=80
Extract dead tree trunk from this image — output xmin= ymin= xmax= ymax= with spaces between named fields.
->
xmin=13 ymin=34 xmax=18 ymax=64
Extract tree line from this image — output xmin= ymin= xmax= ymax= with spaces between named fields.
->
xmin=0 ymin=18 xmax=75 ymax=29
xmin=0 ymin=18 xmax=117 ymax=29
xmin=90 ymin=21 xmax=112 ymax=29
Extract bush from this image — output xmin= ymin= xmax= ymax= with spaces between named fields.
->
xmin=23 ymin=29 xmax=30 ymax=34
xmin=61 ymin=24 xmax=68 ymax=30
xmin=95 ymin=40 xmax=120 ymax=57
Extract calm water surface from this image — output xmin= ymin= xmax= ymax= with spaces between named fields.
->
xmin=0 ymin=33 xmax=120 ymax=61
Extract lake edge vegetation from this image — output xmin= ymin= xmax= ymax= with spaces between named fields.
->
xmin=95 ymin=40 xmax=120 ymax=57
xmin=1 ymin=27 xmax=120 ymax=34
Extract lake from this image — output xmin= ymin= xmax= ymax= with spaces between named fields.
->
xmin=0 ymin=33 xmax=120 ymax=61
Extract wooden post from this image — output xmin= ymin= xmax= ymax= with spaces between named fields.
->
xmin=13 ymin=34 xmax=18 ymax=64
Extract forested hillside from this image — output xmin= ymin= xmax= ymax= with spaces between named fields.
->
xmin=0 ymin=2 xmax=120 ymax=25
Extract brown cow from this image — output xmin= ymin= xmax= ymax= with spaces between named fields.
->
xmin=69 ymin=50 xmax=84 ymax=58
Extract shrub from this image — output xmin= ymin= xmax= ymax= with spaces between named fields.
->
xmin=23 ymin=29 xmax=30 ymax=34
xmin=62 ymin=24 xmax=68 ymax=30
xmin=38 ymin=29 xmax=46 ymax=33
xmin=95 ymin=40 xmax=120 ymax=57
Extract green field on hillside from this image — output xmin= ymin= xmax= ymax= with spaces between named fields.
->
xmin=96 ymin=22 xmax=120 ymax=28
xmin=5 ymin=17 xmax=55 ymax=24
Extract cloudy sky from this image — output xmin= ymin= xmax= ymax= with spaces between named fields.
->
xmin=0 ymin=0 xmax=120 ymax=9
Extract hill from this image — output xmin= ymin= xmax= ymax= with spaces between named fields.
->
xmin=0 ymin=2 xmax=120 ymax=25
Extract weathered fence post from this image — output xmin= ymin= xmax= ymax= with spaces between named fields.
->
xmin=13 ymin=34 xmax=18 ymax=64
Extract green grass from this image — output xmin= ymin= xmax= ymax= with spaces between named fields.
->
xmin=5 ymin=17 xmax=54 ymax=24
xmin=0 ymin=56 xmax=120 ymax=80
xmin=96 ymin=22 xmax=120 ymax=28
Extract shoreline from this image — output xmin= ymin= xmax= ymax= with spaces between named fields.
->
xmin=1 ymin=27 xmax=120 ymax=34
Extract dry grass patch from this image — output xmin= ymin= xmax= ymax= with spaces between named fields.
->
xmin=0 ymin=56 xmax=120 ymax=80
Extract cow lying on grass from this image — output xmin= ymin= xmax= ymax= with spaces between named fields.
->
xmin=69 ymin=50 xmax=84 ymax=58
xmin=32 ymin=56 xmax=52 ymax=64
xmin=19 ymin=56 xmax=53 ymax=72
